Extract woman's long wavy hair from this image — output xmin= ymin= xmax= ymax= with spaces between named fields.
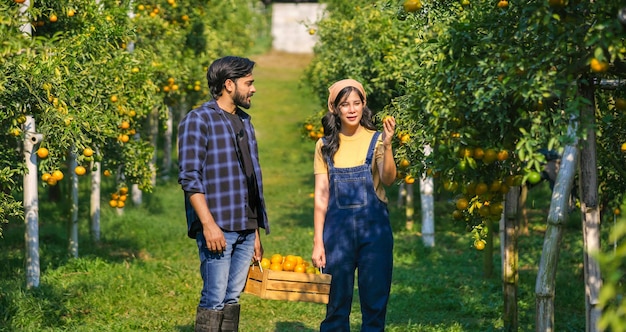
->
xmin=321 ymin=86 xmax=376 ymax=162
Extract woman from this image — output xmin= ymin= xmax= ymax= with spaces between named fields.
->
xmin=312 ymin=79 xmax=397 ymax=331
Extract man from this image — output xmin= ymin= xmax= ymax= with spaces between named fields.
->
xmin=178 ymin=56 xmax=269 ymax=332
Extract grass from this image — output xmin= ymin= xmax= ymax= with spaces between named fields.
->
xmin=0 ymin=51 xmax=611 ymax=331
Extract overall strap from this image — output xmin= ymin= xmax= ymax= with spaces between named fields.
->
xmin=365 ymin=132 xmax=381 ymax=166
xmin=321 ymin=137 xmax=335 ymax=168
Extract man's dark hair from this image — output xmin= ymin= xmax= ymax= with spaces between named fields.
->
xmin=206 ymin=56 xmax=256 ymax=99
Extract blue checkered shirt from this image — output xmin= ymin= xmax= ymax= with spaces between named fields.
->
xmin=178 ymin=100 xmax=269 ymax=238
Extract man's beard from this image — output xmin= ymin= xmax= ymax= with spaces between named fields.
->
xmin=233 ymin=89 xmax=251 ymax=109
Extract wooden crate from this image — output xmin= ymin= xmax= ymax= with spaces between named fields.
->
xmin=243 ymin=265 xmax=332 ymax=304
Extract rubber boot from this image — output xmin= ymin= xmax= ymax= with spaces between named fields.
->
xmin=221 ymin=304 xmax=240 ymax=332
xmin=195 ymin=307 xmax=223 ymax=332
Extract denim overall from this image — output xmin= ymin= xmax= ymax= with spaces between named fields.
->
xmin=321 ymin=132 xmax=394 ymax=332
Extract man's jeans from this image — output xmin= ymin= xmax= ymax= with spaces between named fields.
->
xmin=196 ymin=230 xmax=256 ymax=310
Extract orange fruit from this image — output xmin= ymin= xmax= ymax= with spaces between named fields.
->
xmin=452 ymin=210 xmax=463 ymax=220
xmin=119 ymin=121 xmax=130 ymax=130
xmin=103 ymin=169 xmax=112 ymax=177
xmin=473 ymin=147 xmax=484 ymax=160
xmin=458 ymin=147 xmax=473 ymax=158
xmin=83 ymin=147 xmax=94 ymax=157
xmin=52 ymin=170 xmax=64 ymax=181
xmin=118 ymin=134 xmax=129 ymax=143
xmin=41 ymin=173 xmax=51 ymax=182
xmin=456 ymin=197 xmax=469 ymax=210
xmin=615 ymin=98 xmax=626 ymax=111
xmin=118 ymin=194 xmax=127 ymax=202
xmin=405 ymin=175 xmax=415 ymax=184
xmin=269 ymin=263 xmax=283 ymax=271
xmin=270 ymin=254 xmax=283 ymax=264
xmin=46 ymin=177 xmax=58 ymax=186
xmin=590 ymin=58 xmax=608 ymax=73
xmin=399 ymin=159 xmax=410 ymax=168
xmin=294 ymin=264 xmax=306 ymax=273
xmin=478 ymin=205 xmax=491 ymax=217
xmin=497 ymin=150 xmax=509 ymax=161
xmin=282 ymin=260 xmax=295 ymax=272
xmin=489 ymin=180 xmax=502 ymax=192
xmin=49 ymin=14 xmax=58 ymax=23
xmin=443 ymin=180 xmax=458 ymax=192
xmin=75 ymin=166 xmax=86 ymax=176
xmin=37 ymin=147 xmax=49 ymax=159
xmin=400 ymin=134 xmax=410 ymax=144
xmin=109 ymin=200 xmax=118 ymax=208
xmin=614 ymin=208 xmax=621 ymax=216
xmin=403 ymin=0 xmax=422 ymax=12
xmin=475 ymin=183 xmax=488 ymax=195
xmin=483 ymin=149 xmax=497 ymax=164
xmin=110 ymin=95 xmax=118 ymax=103
xmin=489 ymin=202 xmax=504 ymax=216
xmin=474 ymin=240 xmax=486 ymax=250
xmin=119 ymin=187 xmax=128 ymax=195
xmin=497 ymin=0 xmax=508 ymax=8
xmin=111 ymin=193 xmax=120 ymax=200
xmin=260 ymin=258 xmax=271 ymax=269
xmin=117 ymin=201 xmax=125 ymax=208
xmin=621 ymin=142 xmax=626 ymax=153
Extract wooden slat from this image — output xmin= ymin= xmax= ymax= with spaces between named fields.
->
xmin=243 ymin=265 xmax=332 ymax=304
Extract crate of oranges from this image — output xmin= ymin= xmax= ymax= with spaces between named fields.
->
xmin=243 ymin=254 xmax=332 ymax=304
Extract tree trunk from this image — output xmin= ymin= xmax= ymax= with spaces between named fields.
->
xmin=90 ymin=160 xmax=101 ymax=243
xmin=503 ymin=187 xmax=520 ymax=331
xmin=69 ymin=152 xmax=79 ymax=258
xmin=420 ymin=176 xmax=434 ymax=247
xmin=535 ymin=122 xmax=579 ymax=331
xmin=420 ymin=144 xmax=434 ymax=246
xmin=23 ymin=115 xmax=41 ymax=288
xmin=578 ymin=82 xmax=602 ymax=332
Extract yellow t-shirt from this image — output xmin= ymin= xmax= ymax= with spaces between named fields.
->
xmin=314 ymin=128 xmax=388 ymax=203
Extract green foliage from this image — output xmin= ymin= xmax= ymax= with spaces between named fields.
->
xmin=0 ymin=0 xmax=269 ymax=232
xmin=305 ymin=1 xmax=420 ymax=112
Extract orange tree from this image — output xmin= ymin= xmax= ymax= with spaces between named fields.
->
xmin=306 ymin=0 xmax=626 ymax=240
xmin=132 ymin=0 xmax=269 ymax=114
xmin=0 ymin=0 xmax=268 ymax=232
xmin=305 ymin=0 xmax=626 ymax=327
xmin=0 ymin=0 xmax=156 ymax=228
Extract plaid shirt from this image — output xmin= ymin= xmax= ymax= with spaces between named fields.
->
xmin=178 ymin=100 xmax=269 ymax=238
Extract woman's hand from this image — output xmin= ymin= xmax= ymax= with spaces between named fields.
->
xmin=382 ymin=116 xmax=396 ymax=146
xmin=311 ymin=242 xmax=326 ymax=269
